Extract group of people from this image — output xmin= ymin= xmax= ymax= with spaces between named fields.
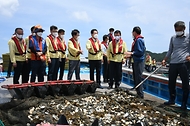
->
xmin=145 ymin=53 xmax=156 ymax=72
xmin=8 ymin=25 xmax=146 ymax=97
xmin=8 ymin=25 xmax=66 ymax=84
xmin=7 ymin=20 xmax=190 ymax=110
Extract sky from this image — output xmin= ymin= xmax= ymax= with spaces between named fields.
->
xmin=0 ymin=0 xmax=190 ymax=57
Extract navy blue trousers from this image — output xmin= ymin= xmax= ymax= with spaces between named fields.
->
xmin=103 ymin=56 xmax=109 ymax=81
xmin=48 ymin=58 xmax=59 ymax=81
xmin=13 ymin=61 xmax=27 ymax=84
xmin=89 ymin=60 xmax=101 ymax=84
xmin=30 ymin=60 xmax=46 ymax=82
xmin=109 ymin=61 xmax=122 ymax=87
xmin=58 ymin=58 xmax=66 ymax=80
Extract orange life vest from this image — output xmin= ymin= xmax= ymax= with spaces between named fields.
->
xmin=112 ymin=39 xmax=123 ymax=54
xmin=30 ymin=37 xmax=46 ymax=61
xmin=109 ymin=33 xmax=114 ymax=41
xmin=101 ymin=41 xmax=108 ymax=49
xmin=68 ymin=38 xmax=81 ymax=57
xmin=12 ymin=36 xmax=26 ymax=55
xmin=29 ymin=35 xmax=32 ymax=40
xmin=89 ymin=38 xmax=101 ymax=52
xmin=70 ymin=38 xmax=81 ymax=50
xmin=57 ymin=37 xmax=66 ymax=51
xmin=131 ymin=35 xmax=144 ymax=51
xmin=48 ymin=35 xmax=58 ymax=51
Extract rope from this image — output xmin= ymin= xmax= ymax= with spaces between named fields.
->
xmin=0 ymin=120 xmax=5 ymax=126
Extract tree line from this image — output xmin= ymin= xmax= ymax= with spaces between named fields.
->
xmin=145 ymin=51 xmax=168 ymax=62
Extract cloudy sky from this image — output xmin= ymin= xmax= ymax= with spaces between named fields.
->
xmin=0 ymin=0 xmax=190 ymax=57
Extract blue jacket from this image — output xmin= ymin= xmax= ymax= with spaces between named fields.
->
xmin=29 ymin=36 xmax=47 ymax=54
xmin=132 ymin=38 xmax=146 ymax=62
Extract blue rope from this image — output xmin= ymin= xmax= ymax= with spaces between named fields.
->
xmin=0 ymin=120 xmax=5 ymax=126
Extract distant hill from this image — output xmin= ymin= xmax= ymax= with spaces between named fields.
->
xmin=146 ymin=51 xmax=167 ymax=62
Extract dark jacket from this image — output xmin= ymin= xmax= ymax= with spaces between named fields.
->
xmin=132 ymin=38 xmax=146 ymax=62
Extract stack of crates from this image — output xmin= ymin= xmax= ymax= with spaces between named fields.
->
xmin=65 ymin=60 xmax=69 ymax=70
xmin=2 ymin=53 xmax=11 ymax=72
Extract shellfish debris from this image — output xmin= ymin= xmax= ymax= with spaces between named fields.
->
xmin=25 ymin=90 xmax=190 ymax=125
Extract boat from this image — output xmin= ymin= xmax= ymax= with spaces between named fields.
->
xmin=122 ymin=66 xmax=190 ymax=108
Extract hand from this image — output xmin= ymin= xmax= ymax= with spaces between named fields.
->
xmin=186 ymin=56 xmax=190 ymax=61
xmin=80 ymin=50 xmax=83 ymax=54
xmin=122 ymin=60 xmax=125 ymax=64
xmin=88 ymin=47 xmax=92 ymax=51
xmin=124 ymin=52 xmax=132 ymax=58
xmin=161 ymin=60 xmax=166 ymax=66
xmin=37 ymin=52 xmax=42 ymax=56
xmin=66 ymin=58 xmax=69 ymax=62
xmin=13 ymin=63 xmax=17 ymax=67
xmin=48 ymin=58 xmax=51 ymax=63
xmin=77 ymin=50 xmax=83 ymax=54
xmin=26 ymin=58 xmax=28 ymax=63
xmin=108 ymin=60 xmax=110 ymax=64
xmin=40 ymin=56 xmax=46 ymax=61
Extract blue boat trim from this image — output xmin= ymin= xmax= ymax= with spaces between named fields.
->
xmin=122 ymin=67 xmax=190 ymax=108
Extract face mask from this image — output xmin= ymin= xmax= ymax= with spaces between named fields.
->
xmin=115 ymin=36 xmax=120 ymax=40
xmin=16 ymin=33 xmax=23 ymax=39
xmin=176 ymin=31 xmax=184 ymax=36
xmin=37 ymin=32 xmax=43 ymax=37
xmin=77 ymin=36 xmax=80 ymax=40
xmin=32 ymin=33 xmax=36 ymax=36
xmin=53 ymin=32 xmax=58 ymax=37
xmin=60 ymin=35 xmax=64 ymax=39
xmin=94 ymin=34 xmax=98 ymax=39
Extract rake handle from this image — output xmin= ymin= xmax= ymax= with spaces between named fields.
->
xmin=133 ymin=65 xmax=162 ymax=89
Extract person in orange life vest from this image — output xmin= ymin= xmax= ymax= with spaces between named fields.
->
xmin=57 ymin=29 xmax=67 ymax=80
xmin=29 ymin=25 xmax=47 ymax=82
xmin=46 ymin=25 xmax=60 ymax=81
xmin=101 ymin=35 xmax=109 ymax=83
xmin=24 ymin=26 xmax=35 ymax=82
xmin=86 ymin=29 xmax=103 ymax=88
xmin=151 ymin=58 xmax=157 ymax=71
xmin=8 ymin=28 xmax=28 ymax=84
xmin=128 ymin=26 xmax=146 ymax=99
xmin=107 ymin=30 xmax=127 ymax=89
xmin=145 ymin=53 xmax=152 ymax=72
xmin=108 ymin=28 xmax=114 ymax=42
xmin=67 ymin=29 xmax=82 ymax=80
xmin=7 ymin=32 xmax=17 ymax=78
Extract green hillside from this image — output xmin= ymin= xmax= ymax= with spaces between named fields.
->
xmin=146 ymin=51 xmax=168 ymax=62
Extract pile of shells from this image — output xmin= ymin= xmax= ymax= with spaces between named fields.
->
xmin=28 ymin=90 xmax=188 ymax=125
